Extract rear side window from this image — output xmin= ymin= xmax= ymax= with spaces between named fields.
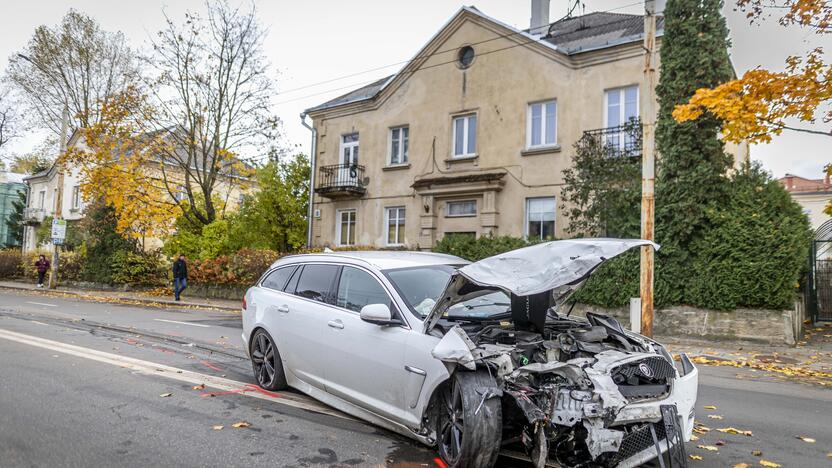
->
xmin=293 ymin=264 xmax=339 ymax=304
xmin=260 ymin=266 xmax=297 ymax=291
xmin=336 ymin=267 xmax=391 ymax=312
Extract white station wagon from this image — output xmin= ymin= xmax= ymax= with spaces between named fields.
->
xmin=241 ymin=239 xmax=698 ymax=468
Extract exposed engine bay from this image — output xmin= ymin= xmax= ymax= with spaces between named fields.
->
xmin=425 ymin=240 xmax=696 ymax=467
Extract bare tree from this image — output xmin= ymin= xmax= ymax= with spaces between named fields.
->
xmin=6 ymin=9 xmax=138 ymax=136
xmin=145 ymin=1 xmax=279 ymax=226
xmin=0 ymin=85 xmax=21 ymax=153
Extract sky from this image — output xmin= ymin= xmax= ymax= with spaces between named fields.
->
xmin=0 ymin=0 xmax=829 ymax=178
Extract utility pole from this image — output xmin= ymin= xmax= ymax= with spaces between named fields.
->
xmin=48 ymin=104 xmax=68 ymax=289
xmin=640 ymin=0 xmax=657 ymax=337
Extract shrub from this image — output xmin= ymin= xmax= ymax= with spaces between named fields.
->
xmin=110 ymin=250 xmax=168 ymax=286
xmin=432 ymin=235 xmax=536 ymax=262
xmin=0 ymin=250 xmax=23 ymax=278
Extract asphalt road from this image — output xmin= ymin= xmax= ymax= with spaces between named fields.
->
xmin=1 ymin=288 xmax=831 ymax=467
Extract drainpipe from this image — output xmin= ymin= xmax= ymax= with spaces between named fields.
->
xmin=300 ymin=112 xmax=317 ymax=248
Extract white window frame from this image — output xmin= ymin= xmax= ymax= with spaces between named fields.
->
xmin=603 ymin=85 xmax=640 ymax=127
xmin=451 ymin=114 xmax=477 ymax=158
xmin=384 ymin=206 xmax=406 ymax=246
xmin=340 ymin=133 xmax=360 ymax=165
xmin=336 ymin=209 xmax=357 ymax=247
xmin=524 ymin=197 xmax=556 ymax=240
xmin=388 ymin=126 xmax=409 ymax=166
xmin=71 ymin=185 xmax=80 ymax=209
xmin=603 ymin=85 xmax=640 ymax=152
xmin=37 ymin=190 xmax=46 ymax=209
xmin=445 ymin=200 xmax=477 ymax=218
xmin=526 ymin=99 xmax=557 ymax=149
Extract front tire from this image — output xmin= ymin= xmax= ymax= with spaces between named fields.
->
xmin=436 ymin=370 xmax=502 ymax=468
xmin=250 ymin=329 xmax=287 ymax=391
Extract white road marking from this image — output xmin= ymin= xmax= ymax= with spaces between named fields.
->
xmin=26 ymin=301 xmax=57 ymax=308
xmin=0 ymin=327 xmax=348 ymax=420
xmin=153 ymin=318 xmax=210 ymax=328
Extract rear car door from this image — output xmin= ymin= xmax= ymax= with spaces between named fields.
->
xmin=271 ymin=263 xmax=339 ymax=390
xmin=322 ymin=266 xmax=411 ymax=425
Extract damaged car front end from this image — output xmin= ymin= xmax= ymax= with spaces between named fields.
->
xmin=420 ymin=239 xmax=697 ymax=468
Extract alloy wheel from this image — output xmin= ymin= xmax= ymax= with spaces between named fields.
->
xmin=438 ymin=381 xmax=465 ymax=465
xmin=251 ymin=332 xmax=275 ymax=388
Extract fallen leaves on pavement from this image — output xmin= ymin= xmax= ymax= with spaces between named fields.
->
xmin=689 ymin=455 xmax=703 ymax=461
xmin=759 ymin=460 xmax=781 ymax=468
xmin=717 ymin=427 xmax=753 ymax=436
xmin=212 ymin=425 xmax=223 ymax=430
xmin=703 ymin=405 xmax=717 ymax=410
xmin=752 ymin=450 xmax=762 ymax=457
xmin=707 ymin=414 xmax=724 ymax=419
xmin=192 ymin=384 xmax=205 ymax=390
xmin=796 ymin=435 xmax=816 ymax=443
xmin=159 ymin=393 xmax=173 ymax=397
xmin=691 ymin=355 xmax=832 ymax=386
xmin=698 ymin=445 xmax=719 ymax=452
xmin=733 ymin=464 xmax=750 ymax=468
xmin=231 ymin=421 xmax=251 ymax=428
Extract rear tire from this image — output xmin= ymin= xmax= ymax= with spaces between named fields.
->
xmin=436 ymin=370 xmax=502 ymax=468
xmin=250 ymin=328 xmax=287 ymax=391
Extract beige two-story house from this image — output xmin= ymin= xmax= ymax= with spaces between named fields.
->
xmin=304 ymin=3 xmax=745 ymax=249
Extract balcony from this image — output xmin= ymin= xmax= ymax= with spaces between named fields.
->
xmin=583 ymin=119 xmax=642 ymax=158
xmin=23 ymin=207 xmax=46 ymax=225
xmin=315 ymin=164 xmax=367 ymax=199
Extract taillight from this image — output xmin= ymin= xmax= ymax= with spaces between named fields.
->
xmin=242 ymin=297 xmax=247 ymax=310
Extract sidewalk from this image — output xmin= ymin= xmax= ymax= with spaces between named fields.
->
xmin=661 ymin=329 xmax=832 ymax=387
xmin=0 ymin=280 xmax=241 ymax=312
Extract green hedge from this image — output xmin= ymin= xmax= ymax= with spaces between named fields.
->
xmin=432 ymin=235 xmax=536 ymax=262
xmin=432 ymin=167 xmax=810 ymax=311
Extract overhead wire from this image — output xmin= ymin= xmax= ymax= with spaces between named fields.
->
xmin=275 ymin=0 xmax=644 ymax=106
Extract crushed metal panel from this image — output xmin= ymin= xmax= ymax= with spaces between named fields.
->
xmin=431 ymin=325 xmax=477 ymax=370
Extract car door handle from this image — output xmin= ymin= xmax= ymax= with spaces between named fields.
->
xmin=327 ymin=320 xmax=344 ymax=329
xmin=277 ymin=304 xmax=289 ymax=313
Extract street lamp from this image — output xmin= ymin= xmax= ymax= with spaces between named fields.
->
xmin=16 ymin=54 xmax=69 ymax=289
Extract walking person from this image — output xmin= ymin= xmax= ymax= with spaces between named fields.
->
xmin=172 ymin=254 xmax=188 ymax=301
xmin=35 ymin=255 xmax=50 ymax=288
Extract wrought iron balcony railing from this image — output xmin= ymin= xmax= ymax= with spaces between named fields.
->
xmin=583 ymin=119 xmax=642 ymax=157
xmin=315 ymin=164 xmax=367 ymax=198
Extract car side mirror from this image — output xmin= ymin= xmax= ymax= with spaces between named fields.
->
xmin=359 ymin=303 xmax=401 ymax=326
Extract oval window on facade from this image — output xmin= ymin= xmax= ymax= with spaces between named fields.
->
xmin=458 ymin=46 xmax=475 ymax=68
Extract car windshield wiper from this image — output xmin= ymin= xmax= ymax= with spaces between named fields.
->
xmin=459 ymin=302 xmax=510 ymax=310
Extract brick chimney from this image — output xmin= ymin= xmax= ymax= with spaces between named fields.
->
xmin=530 ymin=0 xmax=550 ymax=37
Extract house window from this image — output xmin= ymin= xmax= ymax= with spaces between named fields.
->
xmin=526 ymin=197 xmax=556 ymax=240
xmin=452 ymin=114 xmax=477 ymax=157
xmin=37 ymin=190 xmax=46 ymax=209
xmin=389 ymin=127 xmax=409 ymax=165
xmin=605 ymin=85 xmax=639 ymax=151
xmin=446 ymin=200 xmax=477 ymax=217
xmin=71 ymin=185 xmax=80 ymax=209
xmin=341 ymin=133 xmax=359 ymax=166
xmin=385 ymin=206 xmax=406 ymax=245
xmin=337 ymin=209 xmax=356 ymax=246
xmin=174 ymin=186 xmax=187 ymax=202
xmin=527 ymin=100 xmax=557 ymax=148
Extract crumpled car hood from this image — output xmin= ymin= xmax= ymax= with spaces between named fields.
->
xmin=423 ymin=238 xmax=659 ymax=334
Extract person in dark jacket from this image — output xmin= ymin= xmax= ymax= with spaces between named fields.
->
xmin=172 ymin=254 xmax=188 ymax=301
xmin=35 ymin=255 xmax=50 ymax=288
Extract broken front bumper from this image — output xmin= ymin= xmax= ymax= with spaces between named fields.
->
xmin=614 ymin=354 xmax=698 ymax=467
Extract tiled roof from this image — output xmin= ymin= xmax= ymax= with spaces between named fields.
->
xmin=545 ymin=12 xmax=664 ymax=54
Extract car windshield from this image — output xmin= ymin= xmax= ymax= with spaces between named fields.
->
xmin=384 ymin=264 xmax=511 ymax=319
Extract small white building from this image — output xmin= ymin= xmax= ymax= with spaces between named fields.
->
xmin=21 ymin=160 xmax=85 ymax=253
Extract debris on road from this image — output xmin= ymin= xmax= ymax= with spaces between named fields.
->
xmin=717 ymin=427 xmax=753 ymax=436
xmin=759 ymin=460 xmax=781 ymax=468
xmin=192 ymin=384 xmax=205 ymax=390
xmin=159 ymin=393 xmax=173 ymax=397
xmin=796 ymin=435 xmax=816 ymax=443
xmin=212 ymin=425 xmax=223 ymax=431
xmin=231 ymin=421 xmax=251 ymax=428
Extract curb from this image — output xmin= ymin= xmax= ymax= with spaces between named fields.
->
xmin=0 ymin=283 xmax=240 ymax=312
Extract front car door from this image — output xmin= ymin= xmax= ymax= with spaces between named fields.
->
xmin=322 ymin=266 xmax=413 ymax=425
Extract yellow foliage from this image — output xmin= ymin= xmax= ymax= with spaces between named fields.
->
xmin=64 ymin=87 xmax=179 ymax=239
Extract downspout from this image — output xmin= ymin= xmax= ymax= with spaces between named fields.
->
xmin=300 ymin=112 xmax=317 ymax=248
